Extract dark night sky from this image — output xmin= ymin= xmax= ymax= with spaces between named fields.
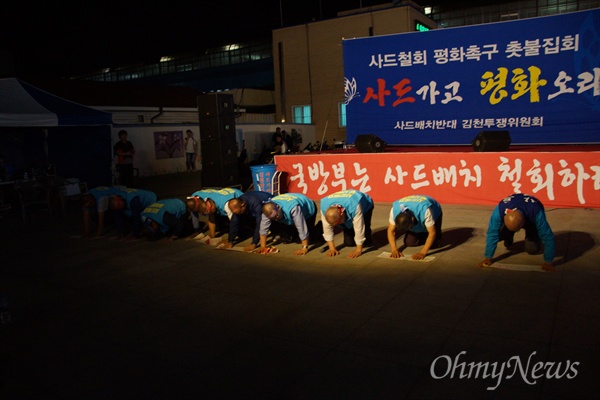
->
xmin=5 ymin=0 xmax=429 ymax=80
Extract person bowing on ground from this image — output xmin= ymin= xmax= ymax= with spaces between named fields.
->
xmin=258 ymin=193 xmax=322 ymax=256
xmin=186 ymin=187 xmax=243 ymax=239
xmin=478 ymin=193 xmax=555 ymax=272
xmin=219 ymin=191 xmax=273 ymax=252
xmin=81 ymin=186 xmax=120 ymax=238
xmin=140 ymin=198 xmax=192 ymax=242
xmin=387 ymin=194 xmax=443 ymax=260
xmin=320 ymin=189 xmax=374 ymax=259
xmin=109 ymin=188 xmax=158 ymax=240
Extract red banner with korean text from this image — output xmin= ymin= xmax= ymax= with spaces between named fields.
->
xmin=274 ymin=151 xmax=600 ymax=208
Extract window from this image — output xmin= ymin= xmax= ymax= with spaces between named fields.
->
xmin=338 ymin=102 xmax=347 ymax=127
xmin=292 ymin=105 xmax=311 ymax=124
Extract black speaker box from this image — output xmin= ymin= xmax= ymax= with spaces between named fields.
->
xmin=199 ymin=116 xmax=236 ymax=141
xmin=472 ymin=130 xmax=511 ymax=152
xmin=201 ymin=165 xmax=240 ymax=188
xmin=354 ymin=134 xmax=387 ymax=153
xmin=197 ymin=93 xmax=235 ymax=118
xmin=200 ymin=139 xmax=238 ymax=167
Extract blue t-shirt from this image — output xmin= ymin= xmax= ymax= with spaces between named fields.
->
xmin=191 ymin=187 xmax=243 ymax=217
xmin=320 ymin=190 xmax=373 ymax=230
xmin=271 ymin=193 xmax=316 ymax=225
xmin=259 ymin=193 xmax=316 ymax=240
xmin=87 ymin=186 xmax=120 ymax=212
xmin=141 ymin=199 xmax=187 ymax=233
xmin=391 ymin=195 xmax=442 ymax=233
xmin=116 ymin=188 xmax=157 ymax=217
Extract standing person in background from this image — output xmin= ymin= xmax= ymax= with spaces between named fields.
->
xmin=271 ymin=131 xmax=288 ymax=155
xmin=281 ymin=130 xmax=293 ymax=153
xmin=114 ymin=129 xmax=135 ymax=187
xmin=184 ymin=129 xmax=198 ymax=173
xmin=271 ymin=127 xmax=282 ymax=148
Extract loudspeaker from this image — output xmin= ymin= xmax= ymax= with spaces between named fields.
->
xmin=354 ymin=134 xmax=387 ymax=153
xmin=197 ymin=93 xmax=235 ymax=118
xmin=200 ymin=138 xmax=240 ymax=187
xmin=471 ymin=130 xmax=511 ymax=152
xmin=201 ymin=165 xmax=240 ymax=188
xmin=199 ymin=116 xmax=236 ymax=141
xmin=200 ymin=139 xmax=238 ymax=167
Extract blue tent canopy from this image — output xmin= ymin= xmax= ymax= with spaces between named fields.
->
xmin=0 ymin=77 xmax=112 ymax=127
xmin=1 ymin=78 xmax=114 ymax=187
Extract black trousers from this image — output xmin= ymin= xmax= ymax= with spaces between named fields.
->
xmin=499 ymin=220 xmax=542 ymax=254
xmin=342 ymin=207 xmax=374 ymax=247
xmin=404 ymin=212 xmax=443 ymax=248
xmin=270 ymin=211 xmax=320 ymax=244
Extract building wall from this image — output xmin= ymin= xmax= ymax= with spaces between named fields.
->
xmin=108 ymin=107 xmax=275 ymax=126
xmin=112 ymin=122 xmax=315 ymax=178
xmin=273 ymin=4 xmax=436 ymax=145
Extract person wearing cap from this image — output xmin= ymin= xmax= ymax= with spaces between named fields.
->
xmin=478 ymin=193 xmax=555 ymax=272
xmin=387 ymin=194 xmax=443 ymax=260
xmin=185 ymin=187 xmax=243 ymax=239
xmin=81 ymin=186 xmax=120 ymax=238
xmin=109 ymin=188 xmax=157 ymax=240
xmin=140 ymin=198 xmax=191 ymax=241
xmin=219 ymin=191 xmax=273 ymax=251
xmin=320 ymin=189 xmax=374 ymax=259
xmin=258 ymin=193 xmax=320 ymax=256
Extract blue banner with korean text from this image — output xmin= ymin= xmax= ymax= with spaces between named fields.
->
xmin=343 ymin=9 xmax=600 ymax=145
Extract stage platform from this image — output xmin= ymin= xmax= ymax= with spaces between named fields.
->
xmin=274 ymin=144 xmax=600 ymax=209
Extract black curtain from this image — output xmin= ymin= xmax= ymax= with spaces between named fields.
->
xmin=47 ymin=126 xmax=113 ymax=188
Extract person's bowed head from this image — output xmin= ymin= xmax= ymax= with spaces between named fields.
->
xmin=187 ymin=196 xmax=218 ymax=215
xmin=142 ymin=216 xmax=179 ymax=242
xmin=260 ymin=201 xmax=309 ymax=256
xmin=478 ymin=209 xmax=554 ymax=271
xmin=325 ymin=205 xmax=346 ymax=226
xmin=324 ymin=205 xmax=364 ymax=258
xmin=262 ymin=201 xmax=283 ymax=221
xmin=214 ymin=198 xmax=244 ymax=250
xmin=479 ymin=211 xmax=523 ymax=268
xmin=228 ymin=198 xmax=246 ymax=215
xmin=186 ymin=196 xmax=204 ymax=213
xmin=324 ymin=206 xmax=343 ymax=257
xmin=504 ymin=210 xmax=525 ymax=231
xmin=108 ymin=195 xmax=126 ymax=211
xmin=81 ymin=194 xmax=96 ymax=209
xmin=388 ymin=210 xmax=418 ymax=259
xmin=394 ymin=210 xmax=415 ymax=233
xmin=142 ymin=216 xmax=161 ymax=241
